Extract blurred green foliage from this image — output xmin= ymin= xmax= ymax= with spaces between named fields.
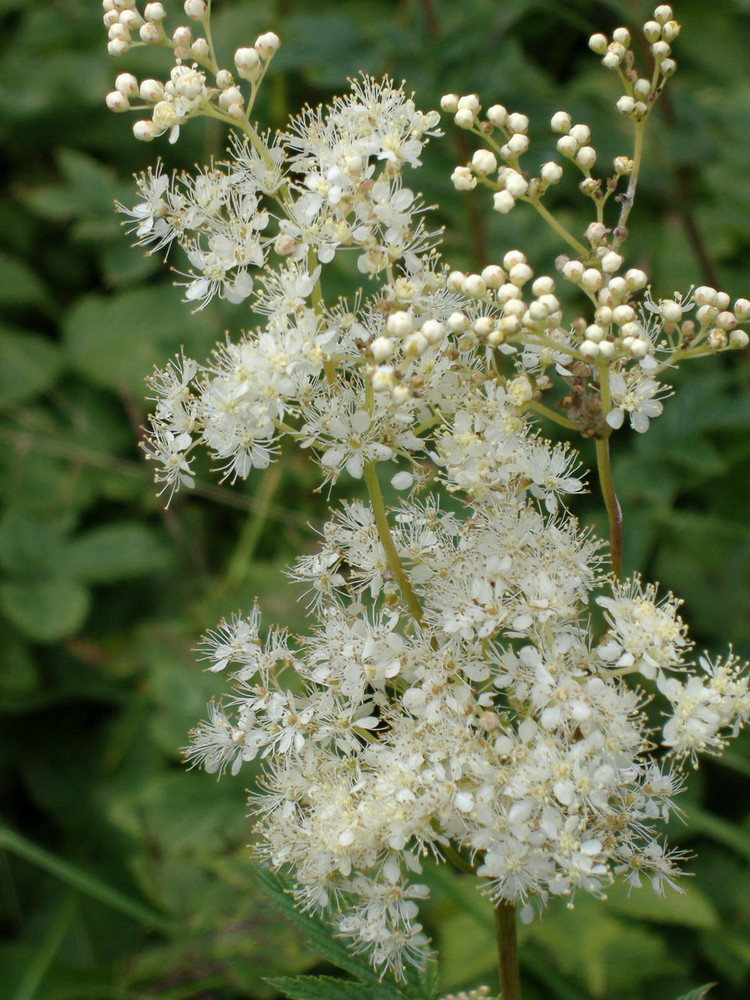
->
xmin=1 ymin=0 xmax=750 ymax=998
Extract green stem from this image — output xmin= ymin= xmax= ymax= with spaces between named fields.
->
xmin=525 ymin=400 xmax=580 ymax=431
xmin=612 ymin=119 xmax=645 ymax=248
xmin=527 ymin=198 xmax=589 ymax=258
xmin=362 ymin=461 xmax=424 ymax=625
xmin=595 ymin=435 xmax=623 ymax=580
xmin=494 ymin=900 xmax=523 ymax=1000
xmin=0 ymin=825 xmax=174 ymax=934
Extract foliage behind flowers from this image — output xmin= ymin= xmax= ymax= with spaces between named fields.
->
xmin=97 ymin=0 xmax=750 ymax=996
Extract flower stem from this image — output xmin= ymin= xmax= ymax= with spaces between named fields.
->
xmin=595 ymin=435 xmax=623 ymax=580
xmin=362 ymin=460 xmax=424 ymax=625
xmin=494 ymin=900 xmax=522 ymax=1000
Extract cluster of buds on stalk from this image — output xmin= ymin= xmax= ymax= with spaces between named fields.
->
xmin=104 ymin=0 xmax=280 ymax=142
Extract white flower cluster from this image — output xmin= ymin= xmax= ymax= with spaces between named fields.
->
xmin=103 ymin=0 xmax=750 ymax=982
xmin=187 ymin=489 xmax=749 ymax=975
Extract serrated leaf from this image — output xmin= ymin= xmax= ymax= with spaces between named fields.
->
xmin=268 ymin=974 xmax=404 ymax=1000
xmin=0 ymin=327 xmax=63 ymax=404
xmin=0 ymin=576 xmax=90 ymax=642
xmin=253 ymin=864 xmax=384 ymax=986
xmin=62 ymin=522 xmax=174 ymax=583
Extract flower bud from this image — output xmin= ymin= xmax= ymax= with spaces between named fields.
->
xmin=581 ymin=268 xmax=604 ymax=291
xmin=493 ymin=190 xmax=515 ymax=214
xmin=440 ymin=93 xmax=459 ymax=112
xmin=612 ymin=27 xmax=631 ymax=46
xmin=457 ymin=94 xmax=480 ymax=113
xmin=235 ymin=46 xmax=262 ymax=80
xmin=707 ymin=328 xmax=727 ymax=351
xmin=734 ymin=298 xmax=750 ymax=320
xmin=509 ymin=263 xmax=533 ymax=287
xmin=532 ymin=276 xmax=555 ymax=296
xmin=556 ymin=135 xmax=578 ymax=157
xmin=255 ymin=31 xmax=281 ymax=57
xmin=386 ymin=311 xmax=414 ymax=337
xmin=447 ymin=311 xmax=469 ymax=333
xmin=133 ymin=119 xmax=158 ymax=141
xmin=614 ymin=155 xmax=633 ymax=175
xmin=106 ymin=90 xmax=130 ymax=112
xmin=507 ymin=112 xmax=529 ymax=134
xmin=643 ymin=19 xmax=661 ymax=42
xmin=471 ymin=149 xmax=497 ymax=175
xmin=172 ymin=25 xmax=193 ymax=48
xmin=576 ymin=145 xmax=596 ymax=169
xmin=446 ymin=271 xmax=465 ymax=292
xmin=504 ymin=171 xmax=528 ymax=197
xmin=601 ymin=251 xmax=623 ymax=274
xmin=421 ymin=320 xmax=445 ymax=345
xmin=580 ymin=339 xmax=601 ymax=359
xmin=506 ymin=133 xmax=529 ymax=156
xmin=616 ymin=95 xmax=635 ymax=115
xmin=481 ymin=265 xmax=505 ymax=288
xmin=107 ymin=38 xmax=130 ymax=56
xmin=462 ymin=274 xmax=487 ymax=297
xmin=550 ymin=110 xmax=572 ymax=133
xmin=715 ymin=311 xmax=737 ymax=330
xmin=404 ymin=332 xmax=429 ymax=356
xmin=372 ymin=365 xmax=397 ymax=391
xmin=730 ymin=329 xmax=749 ymax=349
xmin=144 ymin=2 xmax=167 ymax=20
xmin=139 ymin=22 xmax=161 ymax=43
xmin=654 ymin=5 xmax=673 ymax=24
xmin=486 ymin=104 xmax=507 ymax=126
xmin=451 ymin=166 xmax=476 ymax=191
xmin=612 ymin=305 xmax=636 ymax=325
xmin=184 ymin=0 xmax=208 ymax=20
xmin=507 ymin=375 xmax=534 ymax=405
xmin=540 ymin=161 xmax=563 ymax=183
xmin=562 ymin=260 xmax=584 ymax=282
xmin=139 ymin=78 xmax=164 ymax=102
xmin=589 ymin=33 xmax=608 ymax=54
xmin=454 ymin=109 xmax=475 ymax=129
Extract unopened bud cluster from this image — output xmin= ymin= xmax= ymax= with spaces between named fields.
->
xmin=103 ymin=1 xmax=280 ymax=142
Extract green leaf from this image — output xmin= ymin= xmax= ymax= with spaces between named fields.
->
xmin=62 ymin=287 xmax=224 ymax=396
xmin=673 ymin=986 xmax=715 ymax=1000
xmin=0 ymin=825 xmax=175 ymax=934
xmin=603 ymin=880 xmax=719 ymax=930
xmin=0 ymin=509 xmax=72 ymax=577
xmin=0 ymin=250 xmax=50 ymax=310
xmin=253 ymin=864 xmax=384 ymax=986
xmin=688 ymin=807 xmax=750 ymax=862
xmin=0 ymin=576 xmax=90 ymax=642
xmin=0 ymin=327 xmax=63 ymax=404
xmin=268 ymin=974 xmax=405 ymax=1000
xmin=62 ymin=522 xmax=174 ymax=583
